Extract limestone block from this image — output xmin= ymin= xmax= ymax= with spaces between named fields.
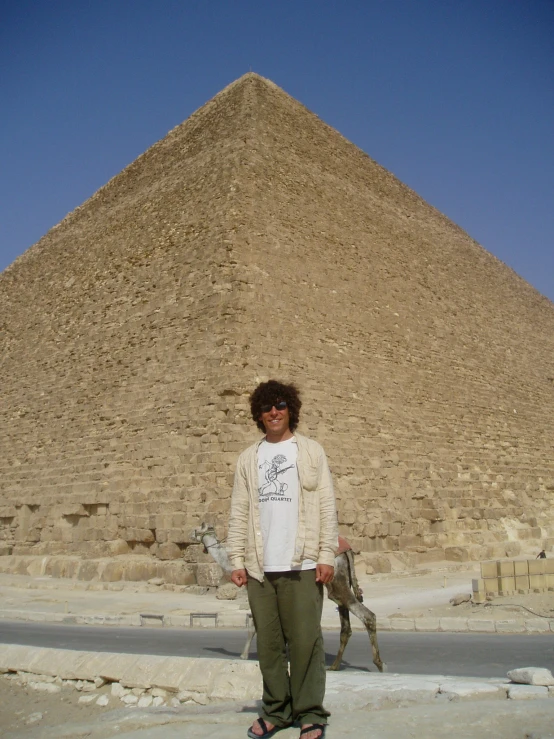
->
xmin=101 ymin=561 xmax=126 ymax=581
xmin=484 ymin=578 xmax=499 ymax=595
xmin=164 ymin=528 xmax=190 ymax=544
xmin=77 ymin=560 xmax=100 ymax=581
xmin=467 ymin=620 xmax=496 ymax=632
xmin=438 ymin=618 xmax=469 ymax=632
xmin=524 ymin=619 xmax=551 ymax=634
xmin=111 ymin=682 xmax=128 ymax=697
xmin=508 ymin=667 xmax=554 ymax=686
xmin=156 ymin=542 xmax=182 ymax=560
xmin=504 ymin=542 xmax=521 ymax=557
xmin=124 ymin=528 xmax=155 ymax=543
xmin=123 ymin=561 xmax=159 ymax=582
xmin=507 ymin=684 xmax=549 ymax=699
xmin=496 ymin=620 xmax=526 ymax=634
xmin=414 ymin=617 xmax=441 ymax=631
xmin=216 ymin=582 xmax=238 ymax=600
xmin=196 ymin=562 xmax=224 ymax=587
xmin=445 ymin=547 xmax=469 ymax=562
xmin=159 ymin=562 xmax=195 ymax=586
xmin=108 ymin=540 xmax=132 ymax=556
xmin=363 ymin=555 xmax=392 ymax=574
xmin=46 ymin=559 xmax=80 ymax=579
xmin=438 ymin=680 xmax=505 ymax=700
xmin=78 ymin=694 xmax=96 ymax=704
xmin=209 ymin=661 xmax=262 ymax=701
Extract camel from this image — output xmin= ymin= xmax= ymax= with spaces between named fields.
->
xmin=191 ymin=523 xmax=386 ymax=672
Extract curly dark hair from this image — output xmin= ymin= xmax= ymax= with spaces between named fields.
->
xmin=250 ymin=380 xmax=302 ymax=434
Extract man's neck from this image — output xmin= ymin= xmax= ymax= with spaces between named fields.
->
xmin=265 ymin=428 xmax=294 ymax=444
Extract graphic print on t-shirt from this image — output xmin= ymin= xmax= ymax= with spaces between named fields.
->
xmin=257 ymin=438 xmax=315 ymax=571
xmin=258 ymin=453 xmax=294 ymax=501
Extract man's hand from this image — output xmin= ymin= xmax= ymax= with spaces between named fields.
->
xmin=231 ymin=568 xmax=248 ymax=587
xmin=316 ymin=564 xmax=334 ymax=583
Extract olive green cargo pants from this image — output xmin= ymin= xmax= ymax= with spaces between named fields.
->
xmin=247 ymin=569 xmax=330 ymax=728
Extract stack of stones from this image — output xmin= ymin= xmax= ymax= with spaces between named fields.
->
xmin=472 ymin=559 xmax=554 ymax=602
xmin=1 ymin=670 xmax=211 ymax=708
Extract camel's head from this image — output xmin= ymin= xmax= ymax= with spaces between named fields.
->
xmin=191 ymin=522 xmax=217 ymax=548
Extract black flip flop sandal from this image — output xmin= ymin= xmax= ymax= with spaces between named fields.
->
xmin=247 ymin=717 xmax=284 ymax=738
xmin=299 ymin=725 xmax=326 ymax=738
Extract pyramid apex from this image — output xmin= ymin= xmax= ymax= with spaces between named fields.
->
xmin=217 ymin=71 xmax=283 ymax=96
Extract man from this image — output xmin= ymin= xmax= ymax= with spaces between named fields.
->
xmin=227 ymin=380 xmax=339 ymax=739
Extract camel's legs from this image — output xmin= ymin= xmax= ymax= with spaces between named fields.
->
xmin=346 ymin=598 xmax=386 ymax=672
xmin=327 ymin=605 xmax=352 ymax=671
xmin=345 ymin=550 xmax=363 ymax=602
xmin=240 ymin=616 xmax=256 ymax=660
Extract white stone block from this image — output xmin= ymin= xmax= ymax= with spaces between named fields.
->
xmin=78 ymin=694 xmax=96 ymax=704
xmin=508 ymin=667 xmax=554 ymax=686
xmin=28 ymin=681 xmax=61 ymax=693
xmin=508 ymin=684 xmax=549 ymax=700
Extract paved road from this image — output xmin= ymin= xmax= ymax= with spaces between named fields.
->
xmin=1 ymin=620 xmax=553 ymax=678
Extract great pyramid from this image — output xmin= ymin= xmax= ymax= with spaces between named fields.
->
xmin=1 ymin=73 xmax=553 ymax=582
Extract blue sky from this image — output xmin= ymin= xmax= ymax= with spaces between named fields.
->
xmin=1 ymin=0 xmax=553 ymax=301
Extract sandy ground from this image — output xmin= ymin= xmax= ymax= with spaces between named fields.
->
xmin=393 ymin=588 xmax=554 ymax=621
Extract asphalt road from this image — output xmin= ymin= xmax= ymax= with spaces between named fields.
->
xmin=1 ymin=620 xmax=553 ymax=678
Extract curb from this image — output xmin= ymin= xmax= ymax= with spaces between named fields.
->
xmin=2 ymin=609 xmax=553 ymax=634
xmin=2 ymin=644 xmax=554 ymax=709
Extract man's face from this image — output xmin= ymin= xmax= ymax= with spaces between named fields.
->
xmin=259 ymin=400 xmax=292 ymax=440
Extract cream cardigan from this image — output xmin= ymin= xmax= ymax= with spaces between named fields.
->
xmin=226 ymin=433 xmax=339 ymax=582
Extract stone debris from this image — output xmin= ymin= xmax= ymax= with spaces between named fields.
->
xmin=449 ymin=593 xmax=472 ymax=606
xmin=0 ymin=669 xmax=210 ymax=709
xmin=78 ymin=694 xmax=97 ymax=704
xmin=25 ymin=711 xmax=44 ymax=725
xmin=508 ymin=667 xmax=554 ymax=686
xmin=28 ymin=680 xmax=61 ymax=693
xmin=110 ymin=682 xmax=128 ymax=697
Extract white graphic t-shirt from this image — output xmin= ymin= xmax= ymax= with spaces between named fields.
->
xmin=257 ymin=437 xmax=315 ymax=572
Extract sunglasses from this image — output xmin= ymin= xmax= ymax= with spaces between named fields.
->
xmin=260 ymin=400 xmax=288 ymax=413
